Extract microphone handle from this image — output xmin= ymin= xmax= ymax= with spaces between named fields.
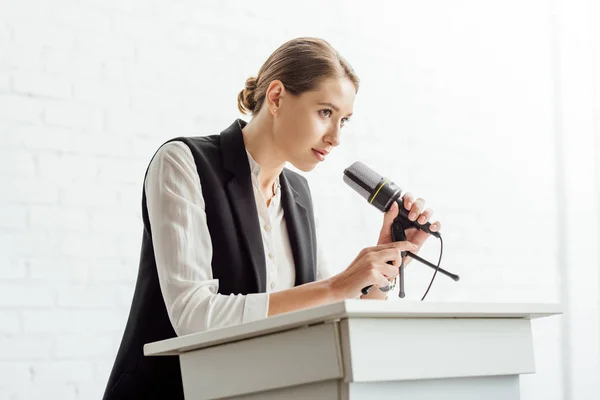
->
xmin=394 ymin=199 xmax=440 ymax=238
xmin=393 ymin=199 xmax=459 ymax=281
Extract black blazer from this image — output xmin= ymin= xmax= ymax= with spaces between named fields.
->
xmin=103 ymin=119 xmax=318 ymax=399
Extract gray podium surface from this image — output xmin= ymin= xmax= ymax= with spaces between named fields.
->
xmin=145 ymin=300 xmax=561 ymax=399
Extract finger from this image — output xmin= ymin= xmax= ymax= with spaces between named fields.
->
xmin=382 ymin=201 xmax=399 ymax=226
xmin=417 ymin=208 xmax=433 ymax=225
xmin=376 ymin=262 xmax=400 ymax=278
xmin=371 ymin=270 xmax=392 ymax=288
xmin=364 ymin=242 xmax=417 ymax=258
xmin=409 ymin=198 xmax=425 ymax=221
xmin=394 ymin=240 xmax=418 ymax=252
xmin=371 ymin=241 xmax=417 ymax=253
xmin=402 ymin=193 xmax=414 ymax=211
xmin=372 ymin=247 xmax=404 ymax=267
xmin=430 ymin=220 xmax=442 ymax=232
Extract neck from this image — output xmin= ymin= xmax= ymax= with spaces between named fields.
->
xmin=241 ymin=110 xmax=287 ymax=197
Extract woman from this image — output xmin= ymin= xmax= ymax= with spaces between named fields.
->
xmin=103 ymin=37 xmax=441 ymax=400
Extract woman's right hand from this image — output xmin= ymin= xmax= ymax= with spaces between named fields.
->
xmin=329 ymin=241 xmax=418 ymax=299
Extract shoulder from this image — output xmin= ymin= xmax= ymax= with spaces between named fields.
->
xmin=147 ymin=141 xmax=195 ymax=174
xmin=159 ymin=134 xmax=220 ymax=157
xmin=149 ymin=134 xmax=222 ymax=166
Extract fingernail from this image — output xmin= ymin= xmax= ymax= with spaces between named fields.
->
xmin=431 ymin=223 xmax=437 ymax=231
xmin=406 ymin=202 xmax=413 ymax=209
xmin=418 ymin=216 xmax=426 ymax=224
xmin=409 ymin=212 xmax=417 ymax=220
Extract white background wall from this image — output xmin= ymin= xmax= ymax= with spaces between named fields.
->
xmin=0 ymin=0 xmax=598 ymax=399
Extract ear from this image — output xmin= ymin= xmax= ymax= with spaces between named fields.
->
xmin=265 ymin=80 xmax=286 ymax=111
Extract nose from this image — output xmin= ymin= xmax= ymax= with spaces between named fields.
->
xmin=324 ymin=125 xmax=341 ymax=147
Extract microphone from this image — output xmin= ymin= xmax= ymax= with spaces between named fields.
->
xmin=343 ymin=161 xmax=459 ymax=298
xmin=343 ymin=161 xmax=439 ymax=238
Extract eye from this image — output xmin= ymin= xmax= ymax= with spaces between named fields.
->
xmin=319 ymin=109 xmax=333 ymax=118
xmin=320 ymin=108 xmax=351 ymax=127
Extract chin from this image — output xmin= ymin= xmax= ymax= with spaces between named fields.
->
xmin=290 ymin=160 xmax=318 ymax=173
xmin=299 ymin=164 xmax=318 ymax=172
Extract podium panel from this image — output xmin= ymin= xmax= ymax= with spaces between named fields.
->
xmin=179 ymin=322 xmax=343 ymax=399
xmin=340 ymin=318 xmax=534 ymax=382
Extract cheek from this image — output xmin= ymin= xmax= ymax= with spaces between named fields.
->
xmin=306 ymin=113 xmax=328 ymax=138
xmin=279 ymin=111 xmax=327 ymax=154
xmin=290 ymin=114 xmax=319 ymax=142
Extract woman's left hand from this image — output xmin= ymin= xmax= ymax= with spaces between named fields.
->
xmin=377 ymin=193 xmax=441 ymax=261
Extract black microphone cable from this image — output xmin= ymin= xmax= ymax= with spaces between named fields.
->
xmin=398 ymin=221 xmax=450 ymax=301
xmin=414 ymin=233 xmax=444 ymax=301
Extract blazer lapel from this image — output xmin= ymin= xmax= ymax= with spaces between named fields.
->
xmin=280 ymin=171 xmax=316 ymax=285
xmin=220 ymin=120 xmax=266 ymax=292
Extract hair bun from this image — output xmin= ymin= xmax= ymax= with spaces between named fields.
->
xmin=245 ymin=76 xmax=258 ymax=91
xmin=237 ymin=76 xmax=258 ymax=115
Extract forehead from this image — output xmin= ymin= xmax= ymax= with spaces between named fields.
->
xmin=303 ymin=77 xmax=356 ymax=111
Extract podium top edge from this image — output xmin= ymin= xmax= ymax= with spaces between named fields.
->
xmin=341 ymin=299 xmax=562 ymax=317
xmin=143 ymin=300 xmax=562 ymax=357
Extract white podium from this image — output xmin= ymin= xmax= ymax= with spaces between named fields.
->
xmin=144 ymin=300 xmax=561 ymax=399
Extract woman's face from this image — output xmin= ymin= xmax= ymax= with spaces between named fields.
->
xmin=271 ymin=77 xmax=356 ymax=172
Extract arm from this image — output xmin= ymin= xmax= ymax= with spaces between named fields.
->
xmin=146 ymin=142 xmax=345 ymax=335
xmin=267 ymin=280 xmax=341 ymax=317
xmin=147 ymin=141 xmax=271 ymax=336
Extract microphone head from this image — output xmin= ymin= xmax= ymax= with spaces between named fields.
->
xmin=343 ymin=161 xmax=443 ymax=239
xmin=343 ymin=161 xmax=402 ymax=212
xmin=343 ymin=161 xmax=383 ymax=201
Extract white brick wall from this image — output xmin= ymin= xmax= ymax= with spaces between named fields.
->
xmin=0 ymin=0 xmax=598 ymax=398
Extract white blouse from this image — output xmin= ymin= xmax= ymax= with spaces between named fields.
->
xmin=144 ymin=140 xmax=333 ymax=336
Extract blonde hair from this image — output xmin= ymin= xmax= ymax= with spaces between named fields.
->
xmin=237 ymin=37 xmax=359 ymax=115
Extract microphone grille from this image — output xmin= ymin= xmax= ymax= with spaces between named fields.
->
xmin=343 ymin=161 xmax=383 ymax=201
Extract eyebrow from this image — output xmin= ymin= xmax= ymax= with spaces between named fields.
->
xmin=318 ymin=102 xmax=353 ymax=117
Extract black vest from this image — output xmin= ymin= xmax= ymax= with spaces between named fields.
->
xmin=103 ymin=119 xmax=317 ymax=399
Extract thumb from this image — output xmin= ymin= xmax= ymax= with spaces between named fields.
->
xmin=382 ymin=201 xmax=399 ymax=228
xmin=379 ymin=202 xmax=399 ymax=241
xmin=378 ymin=274 xmax=391 ymax=288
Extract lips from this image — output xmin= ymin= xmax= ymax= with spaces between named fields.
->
xmin=312 ymin=148 xmax=329 ymax=161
